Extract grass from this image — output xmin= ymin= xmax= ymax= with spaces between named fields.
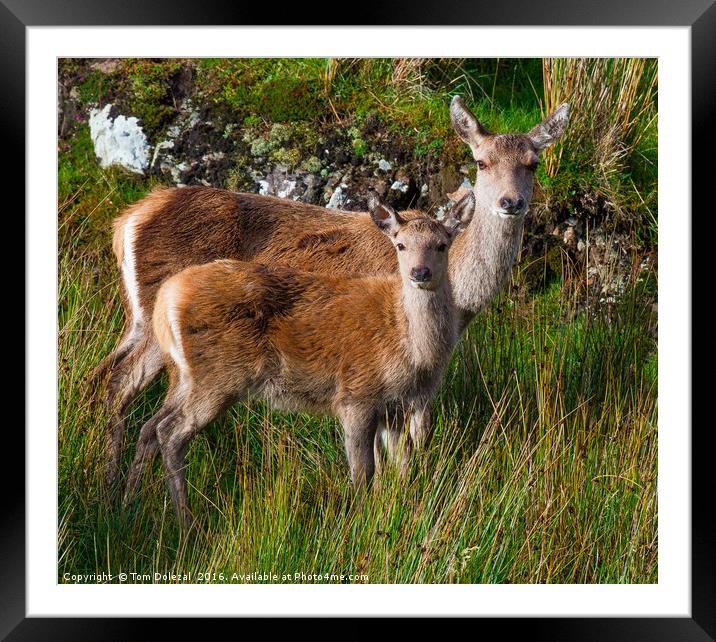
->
xmin=540 ymin=58 xmax=658 ymax=234
xmin=58 ymin=197 xmax=657 ymax=585
xmin=57 ymin=58 xmax=658 ymax=584
xmin=58 ymin=247 xmax=657 ymax=583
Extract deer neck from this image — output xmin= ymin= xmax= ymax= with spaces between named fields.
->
xmin=448 ymin=194 xmax=525 ymax=331
xmin=398 ymin=278 xmax=457 ymax=370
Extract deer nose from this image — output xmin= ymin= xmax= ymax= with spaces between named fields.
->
xmin=499 ymin=197 xmax=525 ymax=214
xmin=410 ymin=266 xmax=432 ymax=282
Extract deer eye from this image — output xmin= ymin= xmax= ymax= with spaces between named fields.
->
xmin=396 ymin=243 xmax=406 ymax=251
xmin=476 ymin=160 xmax=486 ymax=170
xmin=437 ymin=243 xmax=447 ymax=252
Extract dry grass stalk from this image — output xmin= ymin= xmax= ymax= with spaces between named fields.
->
xmin=391 ymin=58 xmax=427 ymax=94
xmin=541 ymin=58 xmax=657 ymax=185
xmin=322 ymin=58 xmax=340 ymax=93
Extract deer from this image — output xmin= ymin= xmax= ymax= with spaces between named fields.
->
xmin=123 ymin=198 xmax=473 ymax=526
xmin=94 ymin=95 xmax=570 ymax=486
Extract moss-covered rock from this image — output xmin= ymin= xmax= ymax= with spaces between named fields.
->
xmin=271 ymin=147 xmax=302 ymax=168
xmin=301 ymin=156 xmax=323 ymax=174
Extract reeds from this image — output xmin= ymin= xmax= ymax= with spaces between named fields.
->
xmin=541 ymin=58 xmax=658 ymax=191
xmin=58 ymin=191 xmax=658 ymax=583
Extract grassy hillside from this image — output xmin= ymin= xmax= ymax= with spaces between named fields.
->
xmin=58 ymin=58 xmax=657 ymax=584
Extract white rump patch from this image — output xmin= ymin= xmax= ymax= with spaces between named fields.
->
xmin=166 ymin=283 xmax=190 ymax=378
xmin=122 ymin=215 xmax=143 ymax=338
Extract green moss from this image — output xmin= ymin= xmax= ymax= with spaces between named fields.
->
xmin=545 ymin=244 xmax=564 ymax=277
xmin=271 ymin=147 xmax=302 ymax=167
xmin=346 ymin=125 xmax=368 ymax=156
xmin=75 ymin=70 xmax=117 ymax=104
xmin=351 ymin=137 xmax=367 ymax=157
xmin=241 ymin=119 xmax=323 ymax=167
xmin=72 ymin=59 xmax=184 ymax=137
xmin=269 ymin=124 xmax=293 ymax=144
xmin=196 ymin=59 xmax=329 ymax=123
xmin=124 ymin=60 xmax=184 ymax=136
xmin=301 ymin=156 xmax=323 ymax=173
xmin=222 ymin=123 xmax=237 ymax=139
xmin=415 ymin=137 xmax=444 ymax=158
xmin=257 ymin=78 xmax=326 ymax=121
xmin=225 ymin=164 xmax=254 ymax=193
xmin=248 ymin=136 xmax=273 ymax=157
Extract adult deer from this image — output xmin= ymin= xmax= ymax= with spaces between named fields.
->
xmin=95 ymin=96 xmax=569 ymax=485
xmin=126 ymin=199 xmax=472 ymax=526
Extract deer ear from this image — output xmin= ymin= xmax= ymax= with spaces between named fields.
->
xmin=369 ymin=199 xmax=405 ymax=235
xmin=528 ymin=103 xmax=570 ymax=151
xmin=450 ymin=95 xmax=490 ymax=152
xmin=442 ymin=191 xmax=475 ymax=237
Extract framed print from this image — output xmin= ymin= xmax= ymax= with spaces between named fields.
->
xmin=9 ymin=0 xmax=711 ymax=638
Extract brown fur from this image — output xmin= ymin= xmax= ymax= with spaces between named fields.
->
xmin=111 ymin=187 xmax=175 ymax=269
xmin=100 ymin=96 xmax=570 ymax=488
xmin=99 ymin=190 xmax=421 ymax=486
xmin=164 ymin=265 xmax=418 ymax=411
xmin=131 ymin=212 xmax=466 ymax=524
xmin=130 ymin=190 xmax=421 ymax=311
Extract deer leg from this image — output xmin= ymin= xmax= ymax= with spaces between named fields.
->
xmin=409 ymin=402 xmax=433 ymax=451
xmin=384 ymin=409 xmax=412 ymax=479
xmin=89 ymin=325 xmax=137 ymax=392
xmin=155 ymin=407 xmax=197 ymax=528
xmin=103 ymin=324 xmax=146 ymax=409
xmin=123 ymin=399 xmax=177 ymax=504
xmin=155 ymin=388 xmax=228 ymax=529
xmin=340 ymin=406 xmax=378 ymax=488
xmin=104 ymin=336 xmax=164 ymax=486
xmin=373 ymin=416 xmax=388 ymax=477
xmin=374 ymin=406 xmax=412 ymax=478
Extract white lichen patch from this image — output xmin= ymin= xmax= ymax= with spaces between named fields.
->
xmin=326 ymin=184 xmax=348 ymax=209
xmin=88 ymin=104 xmax=149 ymax=174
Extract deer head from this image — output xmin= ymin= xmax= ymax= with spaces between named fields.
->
xmin=369 ymin=193 xmax=474 ymax=291
xmin=450 ymin=96 xmax=570 ymax=219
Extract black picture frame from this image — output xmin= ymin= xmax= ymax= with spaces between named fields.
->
xmin=8 ymin=0 xmax=709 ymax=638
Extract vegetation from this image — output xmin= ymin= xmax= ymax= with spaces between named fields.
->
xmin=64 ymin=57 xmax=657 ymax=230
xmin=541 ymin=58 xmax=658 ymax=241
xmin=58 ymin=58 xmax=658 ymax=584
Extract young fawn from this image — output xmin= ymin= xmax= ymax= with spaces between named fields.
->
xmin=96 ymin=95 xmax=570 ymax=485
xmin=125 ymin=197 xmax=474 ymax=526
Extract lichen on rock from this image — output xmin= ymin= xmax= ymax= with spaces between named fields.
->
xmin=88 ymin=104 xmax=149 ymax=174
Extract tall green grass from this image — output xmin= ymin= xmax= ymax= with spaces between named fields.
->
xmin=58 ymin=184 xmax=657 ymax=584
xmin=540 ymin=58 xmax=658 ymax=233
xmin=58 ymin=59 xmax=657 ymax=583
